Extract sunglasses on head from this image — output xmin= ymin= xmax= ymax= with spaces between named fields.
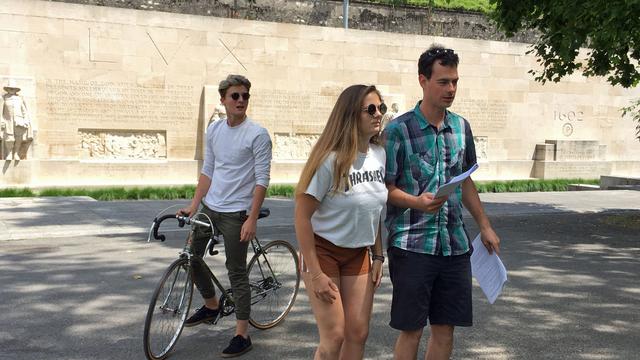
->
xmin=425 ymin=48 xmax=455 ymax=60
xmin=230 ymin=92 xmax=250 ymax=101
xmin=363 ymin=103 xmax=387 ymax=116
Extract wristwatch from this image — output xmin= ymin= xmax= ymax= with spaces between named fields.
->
xmin=372 ymin=254 xmax=385 ymax=263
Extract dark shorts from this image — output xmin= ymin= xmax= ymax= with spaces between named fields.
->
xmin=388 ymin=246 xmax=472 ymax=330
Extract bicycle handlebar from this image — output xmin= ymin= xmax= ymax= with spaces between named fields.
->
xmin=151 ymin=214 xmax=211 ymax=242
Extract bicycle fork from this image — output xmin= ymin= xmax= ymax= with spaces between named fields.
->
xmin=159 ymin=263 xmax=191 ymax=316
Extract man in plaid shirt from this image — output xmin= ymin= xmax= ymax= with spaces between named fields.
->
xmin=383 ymin=44 xmax=501 ymax=360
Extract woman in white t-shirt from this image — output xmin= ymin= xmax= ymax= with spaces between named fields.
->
xmin=295 ymin=85 xmax=389 ymax=359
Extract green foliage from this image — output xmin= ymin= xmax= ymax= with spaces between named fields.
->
xmin=21 ymin=185 xmax=296 ymax=200
xmin=475 ymin=179 xmax=600 ymax=193
xmin=489 ymin=0 xmax=640 ymax=88
xmin=267 ymin=184 xmax=295 ymax=198
xmin=38 ymin=186 xmax=196 ymax=201
xmin=0 ymin=181 xmax=608 ymax=200
xmin=372 ymin=0 xmax=493 ymax=13
xmin=621 ymin=98 xmax=640 ymax=141
xmin=0 ymin=188 xmax=35 ymax=197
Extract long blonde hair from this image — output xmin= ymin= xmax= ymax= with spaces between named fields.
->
xmin=296 ymin=85 xmax=383 ymax=195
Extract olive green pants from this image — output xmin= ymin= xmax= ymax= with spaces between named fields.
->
xmin=191 ymin=205 xmax=251 ymax=320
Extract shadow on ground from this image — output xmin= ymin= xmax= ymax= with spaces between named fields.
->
xmin=0 ymin=203 xmax=638 ymax=359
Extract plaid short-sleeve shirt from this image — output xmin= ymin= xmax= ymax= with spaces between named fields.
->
xmin=383 ymin=102 xmax=477 ymax=256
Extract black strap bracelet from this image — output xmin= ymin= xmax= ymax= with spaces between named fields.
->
xmin=372 ymin=254 xmax=385 ymax=263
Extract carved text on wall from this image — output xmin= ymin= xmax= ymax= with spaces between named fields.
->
xmin=554 ymin=110 xmax=583 ymax=138
xmin=250 ymin=89 xmax=336 ymax=134
xmin=451 ymin=99 xmax=508 ymax=134
xmin=45 ymin=80 xmax=194 ymax=127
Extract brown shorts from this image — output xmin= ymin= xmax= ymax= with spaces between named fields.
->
xmin=300 ymin=234 xmax=371 ymax=278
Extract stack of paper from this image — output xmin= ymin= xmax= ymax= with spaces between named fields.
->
xmin=470 ymin=233 xmax=507 ymax=304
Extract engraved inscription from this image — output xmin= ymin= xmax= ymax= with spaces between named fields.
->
xmin=79 ymin=129 xmax=167 ymax=160
xmin=451 ymin=99 xmax=508 ymax=134
xmin=45 ymin=80 xmax=194 ymax=127
xmin=556 ymin=147 xmax=596 ymax=161
xmin=554 ymin=110 xmax=583 ymax=122
xmin=545 ymin=140 xmax=601 ymax=161
xmin=549 ymin=163 xmax=608 ymax=178
xmin=273 ymin=133 xmax=320 ymax=160
xmin=554 ymin=109 xmax=583 ymax=138
xmin=250 ymin=89 xmax=336 ymax=134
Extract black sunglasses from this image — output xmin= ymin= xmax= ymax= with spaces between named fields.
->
xmin=363 ymin=103 xmax=387 ymax=116
xmin=230 ymin=92 xmax=250 ymax=101
xmin=425 ymin=48 xmax=455 ymax=60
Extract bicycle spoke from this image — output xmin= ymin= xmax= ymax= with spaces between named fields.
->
xmin=144 ymin=260 xmax=193 ymax=360
xmin=248 ymin=241 xmax=299 ymax=329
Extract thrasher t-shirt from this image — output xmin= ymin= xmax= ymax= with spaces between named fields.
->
xmin=305 ymin=144 xmax=388 ymax=248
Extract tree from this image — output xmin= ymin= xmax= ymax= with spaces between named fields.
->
xmin=489 ymin=0 xmax=640 ymax=88
xmin=489 ymin=0 xmax=640 ymax=140
xmin=622 ymin=99 xmax=640 ymax=140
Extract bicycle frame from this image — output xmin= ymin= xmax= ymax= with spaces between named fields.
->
xmin=149 ymin=208 xmax=292 ymax=317
xmin=248 ymin=240 xmax=283 ymax=298
xmin=144 ymin=207 xmax=299 ymax=360
xmin=179 ymin=221 xmax=278 ymax=317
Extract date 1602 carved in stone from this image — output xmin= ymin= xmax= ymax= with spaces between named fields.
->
xmin=1 ymin=79 xmax=33 ymax=160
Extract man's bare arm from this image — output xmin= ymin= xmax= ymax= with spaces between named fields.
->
xmin=240 ymin=185 xmax=267 ymax=242
xmin=461 ymin=177 xmax=500 ymax=254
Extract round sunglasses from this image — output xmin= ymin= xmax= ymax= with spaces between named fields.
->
xmin=230 ymin=92 xmax=250 ymax=101
xmin=362 ymin=103 xmax=387 ymax=116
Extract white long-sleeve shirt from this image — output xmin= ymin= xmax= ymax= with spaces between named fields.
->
xmin=202 ymin=117 xmax=272 ymax=212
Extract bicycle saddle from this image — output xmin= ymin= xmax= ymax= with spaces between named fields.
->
xmin=258 ymin=207 xmax=270 ymax=219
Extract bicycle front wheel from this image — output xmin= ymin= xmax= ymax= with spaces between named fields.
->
xmin=248 ymin=240 xmax=300 ymax=329
xmin=143 ymin=258 xmax=193 ymax=360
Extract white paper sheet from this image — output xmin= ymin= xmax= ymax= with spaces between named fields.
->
xmin=433 ymin=163 xmax=479 ymax=198
xmin=471 ymin=233 xmax=507 ymax=304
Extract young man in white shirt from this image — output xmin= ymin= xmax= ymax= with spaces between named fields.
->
xmin=178 ymin=74 xmax=272 ymax=358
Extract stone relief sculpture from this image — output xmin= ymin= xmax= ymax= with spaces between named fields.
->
xmin=381 ymin=103 xmax=399 ymax=130
xmin=273 ymin=133 xmax=320 ymax=160
xmin=1 ymin=80 xmax=33 ymax=160
xmin=208 ymin=104 xmax=226 ymax=127
xmin=79 ymin=130 xmax=167 ymax=160
xmin=474 ymin=136 xmax=488 ymax=161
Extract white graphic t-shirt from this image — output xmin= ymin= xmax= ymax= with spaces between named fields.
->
xmin=305 ymin=144 xmax=388 ymax=248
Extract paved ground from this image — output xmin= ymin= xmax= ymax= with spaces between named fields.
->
xmin=1 ymin=191 xmax=639 ymax=359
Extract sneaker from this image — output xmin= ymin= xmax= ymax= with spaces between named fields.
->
xmin=184 ymin=305 xmax=219 ymax=327
xmin=221 ymin=335 xmax=252 ymax=358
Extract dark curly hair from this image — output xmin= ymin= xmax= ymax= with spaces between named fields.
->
xmin=418 ymin=44 xmax=459 ymax=79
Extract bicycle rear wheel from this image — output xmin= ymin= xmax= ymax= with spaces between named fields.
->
xmin=143 ymin=258 xmax=193 ymax=360
xmin=248 ymin=240 xmax=300 ymax=329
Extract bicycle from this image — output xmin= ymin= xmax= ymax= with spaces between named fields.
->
xmin=143 ymin=208 xmax=300 ymax=360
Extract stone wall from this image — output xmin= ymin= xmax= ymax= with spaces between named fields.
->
xmin=50 ymin=0 xmax=537 ymax=42
xmin=1 ymin=0 xmax=639 ymax=187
